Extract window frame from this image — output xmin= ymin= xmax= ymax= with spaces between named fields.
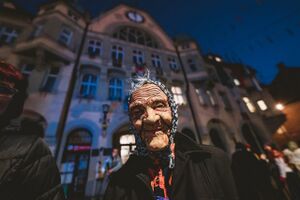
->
xmin=206 ymin=90 xmax=217 ymax=106
xmin=168 ymin=57 xmax=179 ymax=72
xmin=88 ymin=39 xmax=102 ymax=57
xmin=242 ymin=97 xmax=256 ymax=113
xmin=112 ymin=26 xmax=158 ymax=48
xmin=195 ymin=88 xmax=206 ymax=105
xmin=20 ymin=63 xmax=35 ymax=80
xmin=79 ymin=73 xmax=98 ymax=98
xmin=111 ymin=45 xmax=124 ymax=67
xmin=0 ymin=26 xmax=18 ymax=44
xmin=187 ymin=58 xmax=197 ymax=72
xmin=58 ymin=27 xmax=73 ymax=46
xmin=219 ymin=92 xmax=232 ymax=111
xmin=40 ymin=67 xmax=60 ymax=93
xmin=151 ymin=54 xmax=161 ymax=68
xmin=256 ymin=99 xmax=268 ymax=111
xmin=108 ymin=77 xmax=123 ymax=101
xmin=132 ymin=49 xmax=144 ymax=65
xmin=171 ymin=86 xmax=186 ymax=105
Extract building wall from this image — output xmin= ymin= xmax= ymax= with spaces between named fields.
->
xmin=0 ymin=2 xmax=282 ymax=197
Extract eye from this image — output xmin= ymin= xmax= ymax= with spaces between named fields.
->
xmin=131 ymin=107 xmax=144 ymax=119
xmin=153 ymin=101 xmax=167 ymax=109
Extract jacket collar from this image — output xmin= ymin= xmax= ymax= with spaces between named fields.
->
xmin=175 ymin=132 xmax=212 ymax=157
xmin=128 ymin=132 xmax=212 ymax=195
xmin=172 ymin=132 xmax=212 ymax=192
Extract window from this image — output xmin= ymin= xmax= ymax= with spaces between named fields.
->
xmin=171 ymin=86 xmax=185 ymax=105
xmin=151 ymin=54 xmax=161 ymax=68
xmin=206 ymin=90 xmax=217 ymax=106
xmin=41 ymin=67 xmax=60 ymax=92
xmin=31 ymin=24 xmax=44 ymax=38
xmin=21 ymin=64 xmax=35 ymax=79
xmin=79 ymin=74 xmax=97 ymax=98
xmin=0 ymin=26 xmax=18 ymax=44
xmin=88 ymin=40 xmax=101 ymax=57
xmin=233 ymin=78 xmax=240 ymax=86
xmin=111 ymin=45 xmax=124 ymax=67
xmin=113 ymin=26 xmax=158 ymax=48
xmin=195 ymin=88 xmax=217 ymax=107
xmin=109 ymin=78 xmax=123 ymax=101
xmin=119 ymin=134 xmax=136 ymax=163
xmin=168 ymin=57 xmax=179 ymax=72
xmin=132 ymin=50 xmax=144 ymax=65
xmin=219 ymin=92 xmax=232 ymax=110
xmin=152 ymin=54 xmax=162 ymax=75
xmin=242 ymin=97 xmax=256 ymax=113
xmin=257 ymin=100 xmax=268 ymax=111
xmin=187 ymin=58 xmax=197 ymax=72
xmin=195 ymin=88 xmax=206 ymax=105
xmin=58 ymin=27 xmax=73 ymax=46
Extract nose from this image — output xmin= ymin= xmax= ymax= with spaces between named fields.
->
xmin=143 ymin=106 xmax=160 ymax=125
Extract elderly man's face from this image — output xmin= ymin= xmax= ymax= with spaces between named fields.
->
xmin=129 ymin=84 xmax=172 ymax=152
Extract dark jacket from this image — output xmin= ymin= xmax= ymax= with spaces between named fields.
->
xmin=104 ymin=132 xmax=238 ymax=200
xmin=0 ymin=123 xmax=65 ymax=200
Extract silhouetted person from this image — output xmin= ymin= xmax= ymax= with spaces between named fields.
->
xmin=0 ymin=61 xmax=65 ymax=200
xmin=272 ymin=144 xmax=300 ymax=200
xmin=100 ymin=148 xmax=122 ymax=196
xmin=231 ymin=142 xmax=261 ymax=200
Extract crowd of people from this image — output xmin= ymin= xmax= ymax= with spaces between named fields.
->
xmin=1 ymin=61 xmax=300 ymax=200
xmin=231 ymin=141 xmax=300 ymax=200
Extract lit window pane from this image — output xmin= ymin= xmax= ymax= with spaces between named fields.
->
xmin=233 ymin=79 xmax=240 ymax=86
xmin=257 ymin=100 xmax=268 ymax=111
xmin=171 ymin=86 xmax=185 ymax=105
xmin=243 ymin=97 xmax=256 ymax=113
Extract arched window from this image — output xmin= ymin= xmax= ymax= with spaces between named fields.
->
xmin=79 ymin=74 xmax=97 ymax=98
xmin=113 ymin=26 xmax=158 ymax=48
xmin=109 ymin=78 xmax=123 ymax=101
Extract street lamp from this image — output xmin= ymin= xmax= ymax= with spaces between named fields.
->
xmin=101 ymin=104 xmax=110 ymax=137
xmin=275 ymin=103 xmax=284 ymax=111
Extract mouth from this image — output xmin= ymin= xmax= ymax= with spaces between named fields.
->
xmin=142 ymin=128 xmax=169 ymax=140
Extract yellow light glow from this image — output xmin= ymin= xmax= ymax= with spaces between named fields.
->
xmin=275 ymin=103 xmax=284 ymax=110
xmin=215 ymin=57 xmax=222 ymax=62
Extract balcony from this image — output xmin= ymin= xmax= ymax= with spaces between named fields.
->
xmin=14 ymin=33 xmax=76 ymax=64
xmin=187 ymin=69 xmax=208 ymax=81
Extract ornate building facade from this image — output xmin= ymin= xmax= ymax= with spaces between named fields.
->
xmin=0 ymin=1 xmax=284 ymax=197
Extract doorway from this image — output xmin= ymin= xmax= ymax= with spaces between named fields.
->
xmin=61 ymin=129 xmax=92 ymax=199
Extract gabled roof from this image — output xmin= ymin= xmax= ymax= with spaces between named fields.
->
xmin=89 ymin=4 xmax=175 ymax=51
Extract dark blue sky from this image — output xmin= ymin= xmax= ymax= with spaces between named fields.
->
xmin=13 ymin=0 xmax=300 ymax=84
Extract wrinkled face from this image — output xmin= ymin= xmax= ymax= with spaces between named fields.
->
xmin=129 ymin=84 xmax=172 ymax=152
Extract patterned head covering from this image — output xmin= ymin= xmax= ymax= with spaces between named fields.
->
xmin=128 ymin=70 xmax=178 ymax=168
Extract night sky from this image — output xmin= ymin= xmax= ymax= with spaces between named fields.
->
xmin=13 ymin=0 xmax=300 ymax=84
